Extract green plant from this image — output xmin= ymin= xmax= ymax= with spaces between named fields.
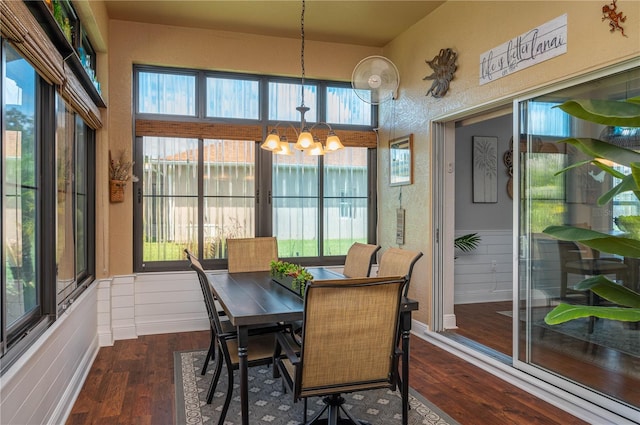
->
xmin=269 ymin=260 xmax=313 ymax=296
xmin=543 ymin=96 xmax=640 ymax=326
xmin=454 ymin=233 xmax=481 ymax=252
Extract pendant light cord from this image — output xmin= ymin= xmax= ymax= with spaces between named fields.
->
xmin=300 ymin=0 xmax=306 ymax=107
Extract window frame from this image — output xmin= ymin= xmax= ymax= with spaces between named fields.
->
xmin=132 ymin=65 xmax=377 ymax=272
xmin=1 ymin=39 xmax=95 ymax=372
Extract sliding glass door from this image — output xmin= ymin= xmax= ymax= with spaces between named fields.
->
xmin=516 ymin=66 xmax=640 ymax=416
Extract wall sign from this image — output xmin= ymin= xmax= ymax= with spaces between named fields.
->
xmin=480 ymin=14 xmax=567 ymax=85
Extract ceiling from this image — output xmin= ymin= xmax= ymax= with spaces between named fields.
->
xmin=103 ymin=1 xmax=445 ymax=47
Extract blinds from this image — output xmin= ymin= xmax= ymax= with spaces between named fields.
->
xmin=136 ymin=120 xmax=377 ymax=148
xmin=0 ymin=1 xmax=103 ymax=129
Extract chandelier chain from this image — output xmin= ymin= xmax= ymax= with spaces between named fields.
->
xmin=299 ymin=0 xmax=305 ymax=107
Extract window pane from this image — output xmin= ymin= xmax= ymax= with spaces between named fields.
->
xmin=75 ymin=116 xmax=87 ymax=278
xmin=142 ymin=137 xmax=198 ymax=261
xmin=326 ymin=86 xmax=372 ymax=125
xmin=206 ymin=77 xmax=259 ymax=119
xmin=273 ymin=147 xmax=319 ymax=257
xmin=3 ymin=43 xmax=39 ymax=326
xmin=323 ymin=148 xmax=368 ymax=255
xmin=519 ymin=67 xmax=640 ymax=409
xmin=269 ymin=82 xmax=317 ymax=122
xmin=203 ymin=140 xmax=256 ymax=259
xmin=138 ymin=71 xmax=196 ymax=116
xmin=56 ymin=95 xmax=77 ymax=302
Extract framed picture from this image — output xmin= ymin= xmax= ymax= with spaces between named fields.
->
xmin=389 ymin=134 xmax=413 ymax=186
xmin=473 ymin=136 xmax=498 ymax=203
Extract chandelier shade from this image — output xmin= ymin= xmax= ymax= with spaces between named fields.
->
xmin=260 ymin=0 xmax=343 ymax=156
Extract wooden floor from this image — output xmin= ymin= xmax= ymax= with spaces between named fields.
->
xmin=66 ymin=325 xmax=590 ymax=424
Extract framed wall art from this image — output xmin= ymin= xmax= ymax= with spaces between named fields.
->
xmin=473 ymin=136 xmax=498 ymax=203
xmin=389 ymin=134 xmax=413 ymax=186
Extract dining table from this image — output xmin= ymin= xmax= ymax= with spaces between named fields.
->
xmin=207 ymin=267 xmax=419 ymax=425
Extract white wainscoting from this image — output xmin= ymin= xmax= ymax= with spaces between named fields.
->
xmin=454 ymin=229 xmax=513 ymax=304
xmin=0 ymin=284 xmax=99 ymax=425
xmin=97 ymin=271 xmax=209 ymax=345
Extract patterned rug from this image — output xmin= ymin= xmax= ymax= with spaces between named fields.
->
xmin=174 ymin=350 xmax=461 ymax=425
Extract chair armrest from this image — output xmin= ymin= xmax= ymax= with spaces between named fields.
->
xmin=276 ymin=331 xmax=300 ymax=365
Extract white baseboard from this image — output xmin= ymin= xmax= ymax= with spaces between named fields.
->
xmin=112 ymin=325 xmax=137 ymax=341
xmin=443 ymin=313 xmax=457 ymax=329
xmin=48 ymin=335 xmax=99 ymax=425
xmin=136 ymin=318 xmax=208 ymax=336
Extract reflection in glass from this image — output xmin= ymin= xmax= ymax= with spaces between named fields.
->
xmin=3 ymin=43 xmax=39 ymax=326
xmin=519 ymin=68 xmax=640 ymax=409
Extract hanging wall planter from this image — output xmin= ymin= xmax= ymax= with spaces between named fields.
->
xmin=109 ymin=150 xmax=137 ymax=203
xmin=109 ymin=179 xmax=126 ymax=203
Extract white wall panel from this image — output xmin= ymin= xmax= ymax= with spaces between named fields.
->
xmin=0 ymin=285 xmax=99 ymax=425
xmin=454 ymin=229 xmax=513 ymax=304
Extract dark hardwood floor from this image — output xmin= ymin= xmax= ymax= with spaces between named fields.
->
xmin=452 ymin=301 xmax=639 ymax=406
xmin=67 ymin=324 xmax=589 ymax=425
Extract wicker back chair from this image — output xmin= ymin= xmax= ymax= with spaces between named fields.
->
xmin=227 ymin=237 xmax=278 ymax=272
xmin=342 ymin=242 xmax=381 ymax=278
xmin=377 ymin=247 xmax=423 ymax=296
xmin=275 ymin=276 xmax=406 ymax=425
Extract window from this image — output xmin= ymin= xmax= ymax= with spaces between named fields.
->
xmin=519 ymin=66 xmax=640 ymax=409
xmin=133 ymin=66 xmax=377 ymax=271
xmin=1 ymin=40 xmax=95 ymax=367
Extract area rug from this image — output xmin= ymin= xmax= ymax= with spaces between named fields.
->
xmin=174 ymin=350 xmax=461 ymax=425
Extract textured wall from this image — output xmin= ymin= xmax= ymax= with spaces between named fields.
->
xmin=379 ymin=1 xmax=640 ymax=325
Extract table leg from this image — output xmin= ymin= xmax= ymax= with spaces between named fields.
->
xmin=401 ymin=310 xmax=411 ymax=425
xmin=237 ymin=326 xmax=249 ymax=425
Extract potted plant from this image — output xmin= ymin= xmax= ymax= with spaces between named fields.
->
xmin=454 ymin=233 xmax=481 ymax=253
xmin=269 ymin=260 xmax=314 ymax=297
xmin=109 ymin=150 xmax=137 ymax=203
xmin=542 ymin=97 xmax=640 ymax=326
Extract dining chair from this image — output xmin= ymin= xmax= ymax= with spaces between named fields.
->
xmin=342 ymin=242 xmax=381 ymax=277
xmin=377 ymin=247 xmax=423 ymax=296
xmin=187 ymin=256 xmax=290 ymax=425
xmin=227 ymin=236 xmax=278 ymax=273
xmin=274 ymin=276 xmax=407 ymax=425
xmin=185 ymin=249 xmax=289 ymax=377
xmin=557 ymin=240 xmax=628 ymax=300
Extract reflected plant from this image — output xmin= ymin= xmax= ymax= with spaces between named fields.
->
xmin=543 ymin=97 xmax=640 ymax=325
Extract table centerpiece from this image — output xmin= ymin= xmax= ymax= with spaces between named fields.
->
xmin=269 ymin=260 xmax=313 ymax=298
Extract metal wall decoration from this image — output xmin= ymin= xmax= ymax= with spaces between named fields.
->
xmin=503 ymin=138 xmax=514 ymax=199
xmin=602 ymin=0 xmax=627 ymax=37
xmin=423 ymin=48 xmax=458 ymax=98
xmin=473 ymin=136 xmax=498 ymax=203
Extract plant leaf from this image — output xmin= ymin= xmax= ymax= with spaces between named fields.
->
xmin=573 ymin=275 xmax=640 ymax=308
xmin=562 ymin=138 xmax=640 ymax=167
xmin=454 ymin=233 xmax=481 ymax=252
xmin=555 ymin=99 xmax=640 ymax=127
xmin=544 ymin=303 xmax=640 ymax=325
xmin=543 ymin=225 xmax=640 ymax=258
xmin=597 ymin=175 xmax=639 ymax=206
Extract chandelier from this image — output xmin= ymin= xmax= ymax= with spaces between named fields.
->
xmin=260 ymin=0 xmax=344 ymax=156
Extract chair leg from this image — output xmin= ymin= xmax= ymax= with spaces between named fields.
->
xmin=206 ymin=348 xmax=224 ymax=404
xmin=216 ymin=363 xmax=234 ymax=425
xmin=201 ymin=328 xmax=216 ymax=375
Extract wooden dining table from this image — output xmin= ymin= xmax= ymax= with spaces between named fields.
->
xmin=207 ymin=267 xmax=419 ymax=425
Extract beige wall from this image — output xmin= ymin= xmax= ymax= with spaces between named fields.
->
xmin=90 ymin=2 xmax=639 ymax=324
xmin=378 ymin=1 xmax=639 ymax=324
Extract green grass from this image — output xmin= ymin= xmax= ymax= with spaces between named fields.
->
xmin=143 ymin=238 xmax=364 ymax=262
